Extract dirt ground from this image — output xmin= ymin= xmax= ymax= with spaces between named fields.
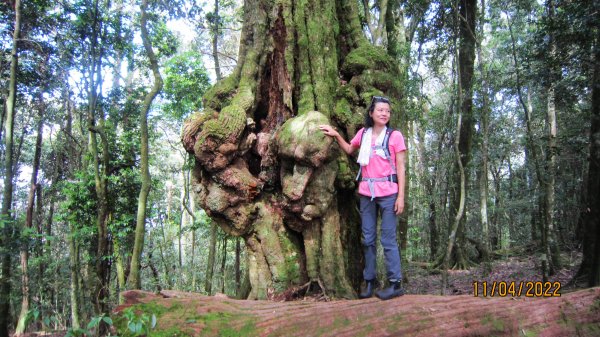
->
xmin=403 ymin=250 xmax=583 ymax=297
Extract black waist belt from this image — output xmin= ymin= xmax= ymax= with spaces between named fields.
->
xmin=360 ymin=174 xmax=398 ymax=183
xmin=360 ymin=174 xmax=398 ymax=200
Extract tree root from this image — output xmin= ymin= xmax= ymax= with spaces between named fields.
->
xmin=272 ymin=279 xmax=331 ymax=302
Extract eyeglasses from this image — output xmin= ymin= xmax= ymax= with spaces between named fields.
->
xmin=371 ymin=96 xmax=390 ymax=104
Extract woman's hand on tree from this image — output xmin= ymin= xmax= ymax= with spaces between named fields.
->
xmin=319 ymin=125 xmax=339 ymax=138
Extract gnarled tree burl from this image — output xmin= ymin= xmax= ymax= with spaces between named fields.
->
xmin=182 ymin=0 xmax=403 ymax=299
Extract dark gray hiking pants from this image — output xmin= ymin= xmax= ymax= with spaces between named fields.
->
xmin=360 ymin=194 xmax=402 ymax=282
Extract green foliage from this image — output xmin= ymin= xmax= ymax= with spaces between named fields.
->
xmin=65 ymin=313 xmax=114 ymax=337
xmin=144 ymin=18 xmax=179 ymax=59
xmin=163 ymin=51 xmax=212 ymax=119
xmin=58 ymin=170 xmax=97 ymax=236
xmin=121 ymin=307 xmax=157 ymax=337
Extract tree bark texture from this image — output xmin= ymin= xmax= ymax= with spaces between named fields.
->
xmin=183 ymin=0 xmax=403 ymax=299
xmin=0 ymin=0 xmax=21 ymax=335
xmin=212 ymin=0 xmax=222 ymax=81
xmin=542 ymin=0 xmax=561 ymax=277
xmin=117 ymin=288 xmax=600 ymax=337
xmin=476 ymin=0 xmax=490 ymax=255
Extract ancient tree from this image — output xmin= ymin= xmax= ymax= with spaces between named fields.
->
xmin=182 ymin=0 xmax=403 ymax=299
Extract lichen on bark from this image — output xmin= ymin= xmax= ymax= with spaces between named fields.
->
xmin=182 ymin=0 xmax=403 ymax=299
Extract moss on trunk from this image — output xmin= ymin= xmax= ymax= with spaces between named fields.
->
xmin=183 ymin=0 xmax=403 ymax=299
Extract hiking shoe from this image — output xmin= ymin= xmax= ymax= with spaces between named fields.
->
xmin=359 ymin=279 xmax=379 ymax=299
xmin=375 ymin=281 xmax=404 ymax=300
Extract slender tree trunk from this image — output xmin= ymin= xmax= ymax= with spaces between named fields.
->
xmin=220 ymin=237 xmax=227 ymax=293
xmin=507 ymin=157 xmax=516 ymax=243
xmin=39 ymin=191 xmax=52 ymax=330
xmin=110 ymin=0 xmax=131 ymax=301
xmin=114 ymin=238 xmax=127 ymax=304
xmin=191 ymin=228 xmax=197 ymax=290
xmin=235 ymin=238 xmax=241 ymax=296
xmin=442 ymin=39 xmax=467 ymax=294
xmin=148 ymin=250 xmax=162 ymax=293
xmin=158 ymin=217 xmax=173 ymax=289
xmin=490 ymin=166 xmax=501 ymax=249
xmin=416 ymin=117 xmax=439 ymax=260
xmin=15 ymin=100 xmax=44 ymax=335
xmin=476 ymin=0 xmax=491 ymax=255
xmin=436 ymin=0 xmax=477 ymax=270
xmin=128 ymin=0 xmax=164 ymax=290
xmin=83 ymin=0 xmax=111 ymax=319
xmin=179 ymin=204 xmax=184 ymax=272
xmin=506 ymin=9 xmax=545 ymax=249
xmin=453 ymin=0 xmax=477 ymax=269
xmin=178 ymin=173 xmax=186 ymax=277
xmin=0 ymin=101 xmax=4 ymax=145
xmin=68 ymin=231 xmax=81 ymax=330
xmin=543 ymin=0 xmax=561 ymax=277
xmin=205 ymin=223 xmax=217 ymax=295
xmin=183 ymin=165 xmax=197 ymax=290
xmin=212 ymin=0 xmax=222 ymax=81
xmin=0 ymin=1 xmax=21 ymax=335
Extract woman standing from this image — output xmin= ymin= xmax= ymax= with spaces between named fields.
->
xmin=319 ymin=96 xmax=406 ymax=300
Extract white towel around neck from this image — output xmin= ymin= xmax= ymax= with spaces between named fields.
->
xmin=357 ymin=127 xmax=387 ymax=166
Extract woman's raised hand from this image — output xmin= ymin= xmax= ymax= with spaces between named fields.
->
xmin=319 ymin=125 xmax=339 ymax=138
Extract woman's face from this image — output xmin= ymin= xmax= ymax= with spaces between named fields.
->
xmin=370 ymin=102 xmax=391 ymax=127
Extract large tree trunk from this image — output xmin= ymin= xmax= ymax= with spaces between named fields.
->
xmin=211 ymin=0 xmax=222 ymax=81
xmin=127 ymin=0 xmax=163 ymax=290
xmin=117 ymin=288 xmax=600 ymax=337
xmin=183 ymin=0 xmax=403 ymax=299
xmin=0 ymin=0 xmax=21 ymax=335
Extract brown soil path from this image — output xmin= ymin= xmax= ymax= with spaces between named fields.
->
xmin=115 ymin=287 xmax=600 ymax=336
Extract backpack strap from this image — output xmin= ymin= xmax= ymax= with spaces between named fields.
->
xmin=355 ymin=128 xmax=367 ymax=181
xmin=356 ymin=128 xmax=397 ymax=183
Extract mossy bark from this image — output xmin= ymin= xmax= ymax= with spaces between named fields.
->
xmin=183 ymin=0 xmax=403 ymax=299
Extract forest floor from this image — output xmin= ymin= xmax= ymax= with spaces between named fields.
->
xmin=403 ymin=249 xmax=583 ymax=296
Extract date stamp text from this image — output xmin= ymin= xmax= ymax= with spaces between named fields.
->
xmin=473 ymin=281 xmax=561 ymax=297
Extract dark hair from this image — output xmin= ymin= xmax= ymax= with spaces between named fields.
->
xmin=364 ymin=96 xmax=392 ymax=127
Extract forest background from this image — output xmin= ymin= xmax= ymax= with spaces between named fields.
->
xmin=0 ymin=0 xmax=599 ymax=336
